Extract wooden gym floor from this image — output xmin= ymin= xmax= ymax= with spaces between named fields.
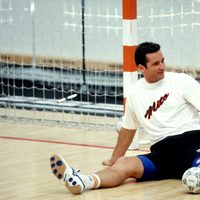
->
xmin=0 ymin=120 xmax=199 ymax=200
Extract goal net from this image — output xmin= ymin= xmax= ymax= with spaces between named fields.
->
xmin=0 ymin=0 xmax=199 ymax=130
xmin=138 ymin=0 xmax=200 ymax=78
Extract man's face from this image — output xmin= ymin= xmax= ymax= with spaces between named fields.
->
xmin=139 ymin=50 xmax=165 ymax=83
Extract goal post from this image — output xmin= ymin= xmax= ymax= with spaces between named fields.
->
xmin=123 ymin=0 xmax=139 ymax=149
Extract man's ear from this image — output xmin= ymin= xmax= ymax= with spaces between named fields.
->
xmin=138 ymin=64 xmax=145 ymax=74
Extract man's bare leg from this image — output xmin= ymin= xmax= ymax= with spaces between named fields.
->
xmin=96 ymin=156 xmax=143 ymax=187
xmin=50 ymin=154 xmax=144 ymax=194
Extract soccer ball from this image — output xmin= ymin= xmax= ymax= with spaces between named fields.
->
xmin=182 ymin=167 xmax=200 ymax=194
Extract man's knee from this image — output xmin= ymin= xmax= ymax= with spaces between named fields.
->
xmin=115 ymin=156 xmax=129 ymax=164
xmin=113 ymin=156 xmax=143 ymax=178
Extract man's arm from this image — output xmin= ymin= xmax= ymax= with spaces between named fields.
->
xmin=102 ymin=127 xmax=136 ymax=166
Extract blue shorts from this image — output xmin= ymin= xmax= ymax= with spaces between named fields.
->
xmin=137 ymin=130 xmax=200 ymax=181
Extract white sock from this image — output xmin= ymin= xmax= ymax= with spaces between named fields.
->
xmin=91 ymin=174 xmax=101 ymax=189
xmin=79 ymin=173 xmax=101 ymax=190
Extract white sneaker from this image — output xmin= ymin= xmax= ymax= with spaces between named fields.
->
xmin=50 ymin=154 xmax=85 ymax=194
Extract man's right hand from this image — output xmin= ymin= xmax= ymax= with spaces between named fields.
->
xmin=102 ymin=158 xmax=116 ymax=166
xmin=102 ymin=128 xmax=136 ymax=166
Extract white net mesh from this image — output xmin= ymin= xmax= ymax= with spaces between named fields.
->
xmin=0 ymin=0 xmax=123 ymax=129
xmin=138 ymin=0 xmax=200 ymax=78
xmin=0 ymin=0 xmax=200 ymax=130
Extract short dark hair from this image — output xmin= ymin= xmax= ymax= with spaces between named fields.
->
xmin=134 ymin=42 xmax=161 ymax=67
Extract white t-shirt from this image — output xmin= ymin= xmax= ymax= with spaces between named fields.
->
xmin=123 ymin=72 xmax=200 ymax=144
